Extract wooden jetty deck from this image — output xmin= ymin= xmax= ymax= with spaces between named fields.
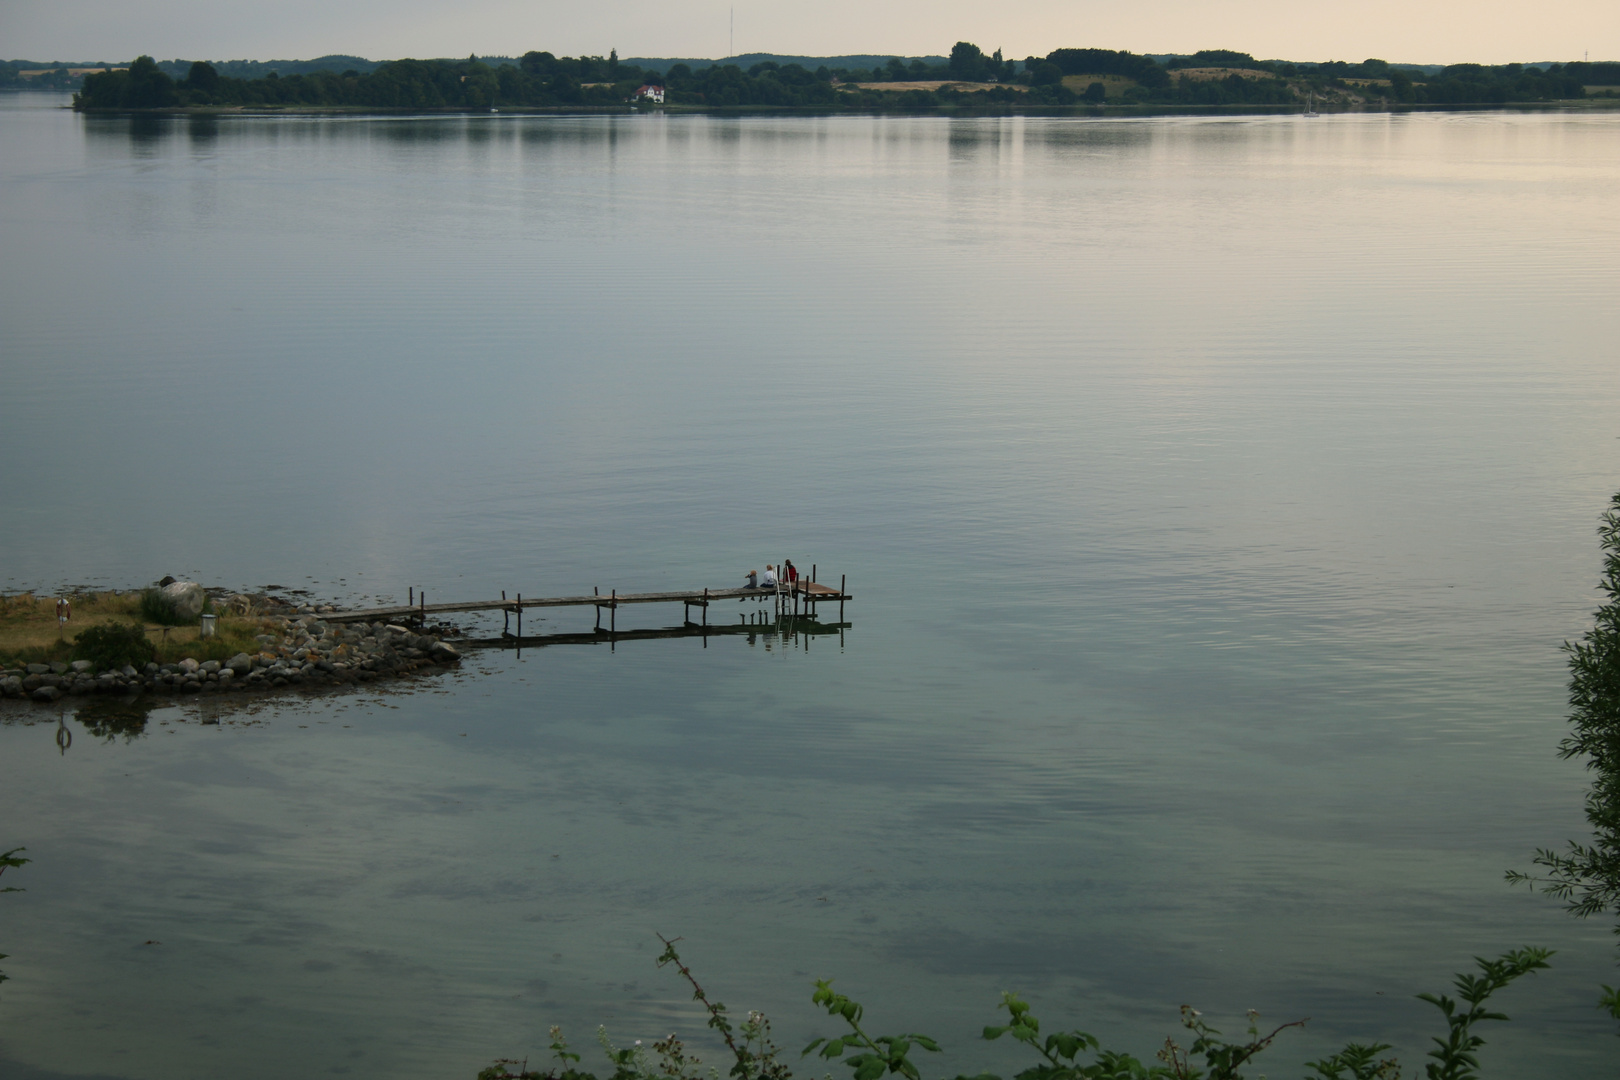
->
xmin=320 ymin=572 xmax=851 ymax=631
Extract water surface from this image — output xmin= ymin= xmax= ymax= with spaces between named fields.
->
xmin=3 ymin=95 xmax=1620 ymax=1078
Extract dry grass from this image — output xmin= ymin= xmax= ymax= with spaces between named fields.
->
xmin=0 ymin=590 xmax=278 ymax=668
xmin=848 ymin=81 xmax=1027 ymax=93
xmin=1060 ymin=74 xmax=1140 ymax=98
xmin=1172 ymin=67 xmax=1280 ymax=82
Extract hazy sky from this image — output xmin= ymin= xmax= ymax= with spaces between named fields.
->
xmin=3 ymin=0 xmax=1616 ymax=65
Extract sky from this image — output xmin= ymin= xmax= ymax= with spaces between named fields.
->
xmin=2 ymin=0 xmax=1617 ymax=66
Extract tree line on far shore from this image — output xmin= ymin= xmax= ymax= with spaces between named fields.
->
xmin=70 ymin=45 xmax=1620 ymax=111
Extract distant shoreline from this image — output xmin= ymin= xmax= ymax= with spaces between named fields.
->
xmin=62 ymin=99 xmax=1620 ymax=120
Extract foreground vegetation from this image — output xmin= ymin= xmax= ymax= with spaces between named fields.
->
xmin=478 ymin=938 xmax=1554 ymax=1080
xmin=1509 ymin=490 xmax=1620 ymax=1020
xmin=0 ymin=590 xmax=271 ymax=669
xmin=70 ymin=44 xmax=1620 ymax=113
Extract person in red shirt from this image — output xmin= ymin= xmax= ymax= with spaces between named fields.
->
xmin=784 ymin=560 xmax=799 ymax=584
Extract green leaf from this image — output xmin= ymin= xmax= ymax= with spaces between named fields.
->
xmin=822 ymin=1039 xmax=845 ymax=1058
xmin=802 ymin=1038 xmax=827 ymax=1057
xmin=849 ymin=1055 xmax=886 ymax=1080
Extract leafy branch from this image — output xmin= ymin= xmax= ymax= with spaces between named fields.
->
xmin=659 ymin=934 xmax=790 ymax=1080
xmin=1415 ymin=947 xmax=1551 ymax=1080
xmin=802 ymin=981 xmax=941 ymax=1080
xmin=1157 ymin=1006 xmax=1306 ymax=1080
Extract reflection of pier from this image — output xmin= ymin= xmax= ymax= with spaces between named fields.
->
xmin=471 ymin=613 xmax=851 ymax=653
xmin=321 ymin=569 xmax=851 ymax=637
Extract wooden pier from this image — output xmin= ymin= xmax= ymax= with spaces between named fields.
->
xmin=320 ymin=569 xmax=851 ymax=634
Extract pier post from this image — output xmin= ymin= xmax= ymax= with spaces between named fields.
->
xmin=611 ymin=589 xmax=616 ymax=633
xmin=702 ymin=588 xmax=708 ymax=627
xmin=840 ymin=574 xmax=845 ymax=624
xmin=594 ymin=587 xmax=600 ymax=631
xmin=420 ymin=589 xmax=425 ymax=624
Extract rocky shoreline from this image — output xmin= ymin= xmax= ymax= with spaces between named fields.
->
xmin=0 ymin=610 xmax=462 ymax=704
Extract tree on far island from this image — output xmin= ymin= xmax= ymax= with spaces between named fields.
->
xmin=185 ymin=61 xmax=220 ymax=93
xmin=948 ymin=42 xmax=988 ymax=82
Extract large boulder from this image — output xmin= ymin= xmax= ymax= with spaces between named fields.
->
xmin=161 ymin=580 xmax=207 ymax=621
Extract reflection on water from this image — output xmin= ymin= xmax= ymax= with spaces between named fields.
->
xmin=72 ymin=696 xmax=162 ymax=742
xmin=1 ymin=96 xmax=1620 ymax=1079
xmin=491 ymin=615 xmax=852 ymax=655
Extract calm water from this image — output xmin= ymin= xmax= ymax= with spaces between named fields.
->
xmin=3 ymin=92 xmax=1620 ymax=1078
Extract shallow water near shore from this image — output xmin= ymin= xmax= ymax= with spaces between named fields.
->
xmin=3 ymin=93 xmax=1620 ymax=1077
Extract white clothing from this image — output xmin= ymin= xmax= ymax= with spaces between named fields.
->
xmin=761 ymin=568 xmax=778 ymax=587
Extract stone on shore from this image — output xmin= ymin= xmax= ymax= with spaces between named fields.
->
xmin=161 ymin=580 xmax=208 ymax=620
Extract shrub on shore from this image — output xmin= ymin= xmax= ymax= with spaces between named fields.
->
xmin=73 ymin=621 xmax=156 ymax=671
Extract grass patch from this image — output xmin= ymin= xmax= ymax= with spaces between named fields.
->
xmin=0 ymin=590 xmax=276 ymax=669
xmin=1061 ymin=73 xmax=1140 ymax=98
xmin=1171 ymin=66 xmax=1281 ymax=82
xmin=139 ymin=588 xmax=183 ymax=625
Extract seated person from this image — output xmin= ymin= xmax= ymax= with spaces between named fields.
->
xmin=762 ymin=565 xmax=778 ymax=588
xmin=743 ymin=569 xmax=759 ymax=589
